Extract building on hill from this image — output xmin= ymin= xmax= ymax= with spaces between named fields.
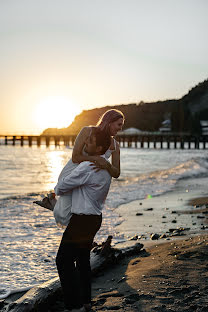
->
xmin=159 ymin=119 xmax=171 ymax=133
xmin=200 ymin=120 xmax=208 ymax=135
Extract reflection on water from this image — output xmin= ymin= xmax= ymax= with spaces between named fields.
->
xmin=0 ymin=145 xmax=72 ymax=198
xmin=44 ymin=150 xmax=67 ymax=191
xmin=0 ymin=196 xmax=121 ymax=291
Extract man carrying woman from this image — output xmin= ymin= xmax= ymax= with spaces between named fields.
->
xmin=35 ymin=109 xmax=124 ymax=311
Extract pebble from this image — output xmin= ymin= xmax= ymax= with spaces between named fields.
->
xmin=150 ymin=233 xmax=160 ymax=240
xmin=160 ymin=233 xmax=167 ymax=239
xmin=129 ymin=235 xmax=138 ymax=241
xmin=118 ymin=276 xmax=126 ymax=283
xmin=136 ymin=213 xmax=143 ymax=216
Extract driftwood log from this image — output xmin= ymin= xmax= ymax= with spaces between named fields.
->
xmin=2 ymin=236 xmax=144 ymax=312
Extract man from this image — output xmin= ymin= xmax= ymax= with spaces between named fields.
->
xmin=55 ymin=128 xmax=112 ymax=312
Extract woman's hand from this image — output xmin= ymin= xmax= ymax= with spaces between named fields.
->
xmin=90 ymin=156 xmax=110 ymax=172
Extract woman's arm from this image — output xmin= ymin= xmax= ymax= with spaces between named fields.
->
xmin=107 ymin=141 xmax=120 ymax=178
xmin=72 ymin=128 xmax=120 ymax=178
xmin=92 ymin=141 xmax=120 ymax=178
xmin=72 ymin=127 xmax=98 ymax=163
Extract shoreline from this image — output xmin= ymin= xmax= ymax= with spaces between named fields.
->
xmin=114 ymin=176 xmax=208 ymax=249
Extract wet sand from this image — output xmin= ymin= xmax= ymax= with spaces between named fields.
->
xmin=91 ymin=233 xmax=208 ymax=312
xmin=114 ymin=187 xmax=208 ymax=245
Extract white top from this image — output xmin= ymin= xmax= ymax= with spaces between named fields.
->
xmin=54 ymin=161 xmax=111 ymax=216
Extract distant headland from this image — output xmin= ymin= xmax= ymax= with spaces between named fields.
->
xmin=42 ymin=79 xmax=208 ymax=136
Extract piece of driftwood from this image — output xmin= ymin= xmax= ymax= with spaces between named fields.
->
xmin=3 ymin=237 xmax=144 ymax=312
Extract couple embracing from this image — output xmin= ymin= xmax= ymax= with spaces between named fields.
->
xmin=38 ymin=109 xmax=124 ymax=311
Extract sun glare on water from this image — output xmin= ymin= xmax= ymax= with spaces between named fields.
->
xmin=34 ymin=96 xmax=81 ymax=130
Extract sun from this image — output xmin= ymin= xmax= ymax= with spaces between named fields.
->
xmin=34 ymin=96 xmax=81 ymax=130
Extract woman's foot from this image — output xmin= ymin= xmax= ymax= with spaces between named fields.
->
xmin=33 ymin=193 xmax=56 ymax=211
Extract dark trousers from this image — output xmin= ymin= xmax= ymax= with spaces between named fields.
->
xmin=56 ymin=214 xmax=102 ymax=310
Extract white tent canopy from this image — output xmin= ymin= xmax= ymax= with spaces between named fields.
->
xmin=118 ymin=127 xmax=142 ymax=135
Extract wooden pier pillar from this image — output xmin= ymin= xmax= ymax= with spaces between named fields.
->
xmin=147 ymin=136 xmax=150 ymax=148
xmin=54 ymin=137 xmax=59 ymax=147
xmin=153 ymin=137 xmax=156 ymax=149
xmin=174 ymin=137 xmax=177 ymax=149
xmin=141 ymin=137 xmax=144 ymax=148
xmin=64 ymin=136 xmax=69 ymax=147
xmin=134 ymin=136 xmax=137 ymax=148
xmin=5 ymin=136 xmax=8 ymax=145
xmin=160 ymin=136 xmax=163 ymax=149
xmin=71 ymin=136 xmax=75 ymax=146
xmin=203 ymin=137 xmax=206 ymax=149
xmin=28 ymin=136 xmax=32 ymax=147
xmin=122 ymin=137 xmax=125 ymax=148
xmin=21 ymin=136 xmax=24 ymax=146
xmin=180 ymin=138 xmax=184 ymax=149
xmin=188 ymin=138 xmax=191 ymax=149
xmin=167 ymin=138 xmax=170 ymax=149
xmin=127 ymin=137 xmax=132 ymax=148
xmin=37 ymin=136 xmax=41 ymax=147
xmin=13 ymin=136 xmax=16 ymax=146
xmin=46 ymin=137 xmax=50 ymax=147
xmin=195 ymin=137 xmax=199 ymax=149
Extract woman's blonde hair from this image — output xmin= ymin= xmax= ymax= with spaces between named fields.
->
xmin=96 ymin=109 xmax=124 ymax=134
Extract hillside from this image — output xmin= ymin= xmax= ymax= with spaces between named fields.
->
xmin=42 ymin=79 xmax=208 ymax=135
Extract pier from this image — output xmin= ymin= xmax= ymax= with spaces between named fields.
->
xmin=0 ymin=134 xmax=208 ymax=149
xmin=0 ymin=135 xmax=76 ymax=148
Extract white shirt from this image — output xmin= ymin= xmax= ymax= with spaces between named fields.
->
xmin=54 ymin=161 xmax=111 ymax=216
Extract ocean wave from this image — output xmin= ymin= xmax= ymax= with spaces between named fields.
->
xmin=1 ymin=156 xmax=208 ymax=209
xmin=0 ymin=192 xmax=47 ymax=202
xmin=106 ymin=156 xmax=208 ymax=208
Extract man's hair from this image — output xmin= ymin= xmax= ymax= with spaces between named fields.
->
xmin=90 ymin=127 xmax=111 ymax=154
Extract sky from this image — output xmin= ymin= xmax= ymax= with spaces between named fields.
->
xmin=0 ymin=0 xmax=208 ymax=134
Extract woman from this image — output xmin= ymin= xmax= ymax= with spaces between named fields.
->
xmin=35 ymin=109 xmax=124 ymax=225
xmin=72 ymin=109 xmax=124 ymax=178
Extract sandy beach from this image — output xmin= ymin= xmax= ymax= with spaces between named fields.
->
xmin=90 ymin=233 xmax=208 ymax=312
xmin=44 ymin=194 xmax=208 ymax=312
xmin=89 ymin=195 xmax=208 ymax=312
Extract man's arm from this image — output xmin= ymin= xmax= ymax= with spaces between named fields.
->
xmin=54 ymin=163 xmax=92 ymax=195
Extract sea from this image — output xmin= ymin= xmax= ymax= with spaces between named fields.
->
xmin=1 ymin=141 xmax=208 ymax=294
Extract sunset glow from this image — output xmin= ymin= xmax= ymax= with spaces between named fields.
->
xmin=0 ymin=0 xmax=207 ymax=134
xmin=34 ymin=96 xmax=81 ymax=130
